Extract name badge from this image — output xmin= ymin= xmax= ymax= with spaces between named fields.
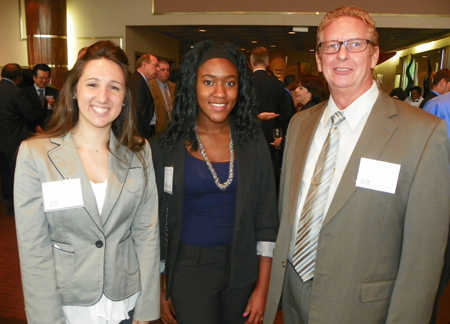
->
xmin=355 ymin=158 xmax=401 ymax=194
xmin=42 ymin=178 xmax=84 ymax=212
xmin=164 ymin=166 xmax=174 ymax=194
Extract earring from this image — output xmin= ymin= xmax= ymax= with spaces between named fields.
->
xmin=122 ymin=103 xmax=125 ymax=107
xmin=73 ymin=95 xmax=77 ymax=99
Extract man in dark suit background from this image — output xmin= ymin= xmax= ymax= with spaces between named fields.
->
xmin=0 ymin=63 xmax=37 ymax=216
xmin=130 ymin=54 xmax=160 ymax=140
xmin=419 ymin=68 xmax=450 ymax=108
xmin=250 ymin=47 xmax=290 ymax=192
xmin=22 ymin=64 xmax=59 ymax=130
xmin=264 ymin=6 xmax=450 ymax=324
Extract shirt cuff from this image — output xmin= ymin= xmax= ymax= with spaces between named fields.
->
xmin=257 ymin=241 xmax=275 ymax=258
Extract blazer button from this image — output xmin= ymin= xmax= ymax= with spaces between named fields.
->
xmin=95 ymin=240 xmax=103 ymax=248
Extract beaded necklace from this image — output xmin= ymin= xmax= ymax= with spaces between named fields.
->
xmin=194 ymin=123 xmax=234 ymax=191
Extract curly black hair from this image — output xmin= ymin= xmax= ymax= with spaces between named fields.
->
xmin=160 ymin=40 xmax=258 ymax=151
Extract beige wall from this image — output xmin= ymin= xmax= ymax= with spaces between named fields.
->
xmin=1 ymin=0 xmax=28 ymax=66
xmin=126 ymin=27 xmax=179 ymax=71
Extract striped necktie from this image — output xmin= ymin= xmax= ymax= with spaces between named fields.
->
xmin=292 ymin=111 xmax=346 ymax=282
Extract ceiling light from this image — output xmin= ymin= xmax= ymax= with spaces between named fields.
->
xmin=251 ymin=40 xmax=257 ymax=43
xmin=271 ymin=45 xmax=276 ymax=48
xmin=288 ymin=31 xmax=296 ymax=35
xmin=199 ymin=29 xmax=206 ymax=32
xmin=293 ymin=27 xmax=309 ymax=33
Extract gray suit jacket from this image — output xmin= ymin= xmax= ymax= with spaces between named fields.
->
xmin=265 ymin=91 xmax=450 ymax=324
xmin=149 ymin=79 xmax=176 ymax=134
xmin=14 ymin=132 xmax=160 ymax=324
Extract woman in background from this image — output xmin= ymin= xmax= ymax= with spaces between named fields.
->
xmin=296 ymin=75 xmax=329 ymax=111
xmin=151 ymin=40 xmax=279 ymax=324
xmin=14 ymin=41 xmax=159 ymax=324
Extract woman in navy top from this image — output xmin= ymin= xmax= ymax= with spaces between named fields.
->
xmin=151 ymin=40 xmax=279 ymax=324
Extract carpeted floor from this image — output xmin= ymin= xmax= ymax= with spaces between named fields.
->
xmin=0 ymin=196 xmax=447 ymax=324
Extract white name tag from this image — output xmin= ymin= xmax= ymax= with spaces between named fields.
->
xmin=42 ymin=178 xmax=84 ymax=212
xmin=355 ymin=158 xmax=401 ymax=194
xmin=164 ymin=166 xmax=174 ymax=194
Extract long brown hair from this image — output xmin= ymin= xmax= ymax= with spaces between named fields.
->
xmin=42 ymin=40 xmax=144 ymax=154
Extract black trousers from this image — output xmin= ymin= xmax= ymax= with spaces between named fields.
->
xmin=0 ymin=151 xmax=16 ymax=216
xmin=169 ymin=243 xmax=255 ymax=324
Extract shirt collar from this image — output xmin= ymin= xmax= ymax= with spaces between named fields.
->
xmin=2 ymin=78 xmax=16 ymax=86
xmin=34 ymin=84 xmax=45 ymax=92
xmin=156 ymin=78 xmax=167 ymax=88
xmin=322 ymin=80 xmax=379 ymax=131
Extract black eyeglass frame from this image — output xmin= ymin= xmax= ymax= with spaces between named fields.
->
xmin=317 ymin=38 xmax=372 ymax=54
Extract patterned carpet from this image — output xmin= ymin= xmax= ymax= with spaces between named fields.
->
xmin=0 ymin=197 xmax=447 ymax=323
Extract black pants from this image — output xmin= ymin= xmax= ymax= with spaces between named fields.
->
xmin=170 ymin=243 xmax=255 ymax=324
xmin=0 ymin=151 xmax=16 ymax=216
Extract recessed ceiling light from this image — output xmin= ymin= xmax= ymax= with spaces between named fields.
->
xmin=309 ymin=49 xmax=315 ymax=52
xmin=199 ymin=29 xmax=206 ymax=32
xmin=251 ymin=40 xmax=257 ymax=43
xmin=288 ymin=31 xmax=296 ymax=35
xmin=271 ymin=45 xmax=276 ymax=48
xmin=190 ymin=45 xmax=194 ymax=48
xmin=241 ymin=48 xmax=246 ymax=51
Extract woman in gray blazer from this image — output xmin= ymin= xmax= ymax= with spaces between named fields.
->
xmin=14 ymin=41 xmax=160 ymax=324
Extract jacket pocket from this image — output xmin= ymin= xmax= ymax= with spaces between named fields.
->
xmin=360 ymin=279 xmax=395 ymax=302
xmin=119 ymin=231 xmax=139 ymax=275
xmin=52 ymin=241 xmax=75 ymax=289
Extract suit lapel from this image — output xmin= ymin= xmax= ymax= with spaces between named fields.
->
xmin=48 ymin=132 xmax=103 ymax=229
xmin=100 ymin=134 xmax=133 ymax=225
xmin=288 ymin=104 xmax=325 ymax=227
xmin=151 ymin=80 xmax=169 ymax=112
xmin=323 ymin=92 xmax=398 ymax=227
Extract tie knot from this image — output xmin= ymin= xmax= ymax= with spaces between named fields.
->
xmin=38 ymin=89 xmax=44 ymax=94
xmin=331 ymin=111 xmax=345 ymax=126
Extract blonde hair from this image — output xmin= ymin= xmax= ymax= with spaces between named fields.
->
xmin=317 ymin=6 xmax=379 ymax=47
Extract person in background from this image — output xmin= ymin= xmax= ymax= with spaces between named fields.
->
xmin=130 ymin=54 xmax=160 ymax=139
xmin=149 ymin=60 xmax=176 ymax=134
xmin=14 ymin=41 xmax=160 ymax=324
xmin=420 ymin=68 xmax=450 ymax=108
xmin=22 ymin=63 xmax=60 ymax=130
xmin=404 ymin=85 xmax=423 ymax=107
xmin=283 ymin=74 xmax=299 ymax=108
xmin=389 ymin=87 xmax=407 ymax=101
xmin=0 ymin=63 xmax=37 ymax=217
xmin=265 ymin=6 xmax=450 ymax=324
xmin=296 ymin=75 xmax=329 ymax=111
xmin=151 ymin=40 xmax=279 ymax=324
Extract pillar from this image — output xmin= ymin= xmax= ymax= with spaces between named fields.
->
xmin=25 ymin=0 xmax=67 ymax=89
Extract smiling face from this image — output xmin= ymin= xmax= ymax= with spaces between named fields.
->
xmin=33 ymin=70 xmax=50 ymax=88
xmin=316 ymin=16 xmax=379 ymax=102
xmin=195 ymin=58 xmax=238 ymax=126
xmin=295 ymin=83 xmax=312 ymax=105
xmin=75 ymin=58 xmax=125 ymax=132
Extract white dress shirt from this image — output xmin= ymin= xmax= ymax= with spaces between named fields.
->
xmin=288 ymin=81 xmax=379 ymax=262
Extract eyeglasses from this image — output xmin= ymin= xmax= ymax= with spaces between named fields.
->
xmin=318 ymin=39 xmax=371 ymax=54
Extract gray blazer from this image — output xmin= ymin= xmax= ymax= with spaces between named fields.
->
xmin=265 ymin=91 xmax=450 ymax=324
xmin=14 ymin=132 xmax=160 ymax=324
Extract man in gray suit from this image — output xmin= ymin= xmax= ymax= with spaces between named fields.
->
xmin=264 ymin=6 xmax=450 ymax=324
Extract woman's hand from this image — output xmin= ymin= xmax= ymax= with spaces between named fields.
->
xmin=243 ymin=256 xmax=272 ymax=324
xmin=243 ymin=286 xmax=267 ymax=324
xmin=160 ymin=275 xmax=178 ymax=324
xmin=257 ymin=112 xmax=279 ymax=121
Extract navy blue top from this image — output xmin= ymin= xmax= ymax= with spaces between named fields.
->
xmin=180 ymin=149 xmax=237 ymax=247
